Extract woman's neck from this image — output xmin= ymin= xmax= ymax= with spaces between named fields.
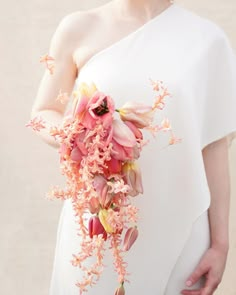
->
xmin=112 ymin=0 xmax=172 ymax=20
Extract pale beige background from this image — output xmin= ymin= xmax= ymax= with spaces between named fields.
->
xmin=0 ymin=0 xmax=235 ymax=294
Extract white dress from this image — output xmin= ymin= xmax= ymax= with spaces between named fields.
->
xmin=49 ymin=3 xmax=236 ymax=294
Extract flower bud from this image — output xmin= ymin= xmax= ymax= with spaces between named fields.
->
xmin=114 ymin=283 xmax=125 ymax=295
xmin=123 ymin=226 xmax=138 ymax=251
xmin=122 ymin=161 xmax=143 ymax=197
xmin=98 ymin=209 xmax=115 ymax=233
xmin=88 ymin=197 xmax=100 ymax=214
xmin=88 ymin=215 xmax=107 ymax=241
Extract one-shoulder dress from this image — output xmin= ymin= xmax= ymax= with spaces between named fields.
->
xmin=49 ymin=3 xmax=236 ymax=294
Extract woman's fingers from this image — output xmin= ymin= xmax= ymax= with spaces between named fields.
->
xmin=201 ymin=271 xmax=220 ymax=295
xmin=181 ymin=256 xmax=209 ymax=295
xmin=181 ymin=269 xmax=219 ymax=295
xmin=184 ymin=262 xmax=209 ymax=288
xmin=181 ymin=247 xmax=227 ymax=295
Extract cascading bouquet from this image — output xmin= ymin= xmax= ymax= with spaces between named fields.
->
xmin=26 ymin=54 xmax=181 ymax=295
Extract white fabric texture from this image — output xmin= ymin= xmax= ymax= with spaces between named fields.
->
xmin=49 ymin=3 xmax=236 ymax=294
xmin=164 ymin=209 xmax=210 ymax=295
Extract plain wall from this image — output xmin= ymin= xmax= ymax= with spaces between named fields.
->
xmin=0 ymin=0 xmax=235 ymax=294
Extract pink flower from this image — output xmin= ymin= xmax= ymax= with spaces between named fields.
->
xmin=58 ymin=143 xmax=71 ymax=162
xmin=70 ymin=130 xmax=88 ymax=162
xmin=70 ymin=146 xmax=83 ymax=162
xmin=112 ymin=119 xmax=137 ymax=147
xmin=88 ymin=197 xmax=100 ymax=214
xmin=73 ymin=82 xmax=115 ymax=129
xmin=123 ymin=120 xmax=143 ymax=140
xmin=118 ymin=101 xmax=155 ymax=128
xmin=74 ymin=131 xmax=88 ymax=155
xmin=114 ymin=283 xmax=125 ymax=295
xmin=104 ymin=157 xmax=122 ymax=175
xmin=93 ymin=175 xmax=112 ymax=208
xmin=98 ymin=208 xmax=115 ymax=233
xmin=88 ymin=92 xmax=115 ymax=128
xmin=123 ymin=226 xmax=138 ymax=251
xmin=88 ymin=215 xmax=107 ymax=241
xmin=122 ymin=161 xmax=143 ymax=197
xmin=111 ymin=139 xmax=139 ymax=161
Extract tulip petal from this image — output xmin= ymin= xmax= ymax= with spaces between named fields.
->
xmin=70 ymin=146 xmax=83 ymax=162
xmin=112 ymin=119 xmax=137 ymax=147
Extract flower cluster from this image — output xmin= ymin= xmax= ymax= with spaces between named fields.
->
xmin=26 ymin=54 xmax=182 ymax=295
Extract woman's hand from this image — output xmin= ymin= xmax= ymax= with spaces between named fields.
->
xmin=181 ymin=137 xmax=229 ymax=295
xmin=181 ymin=245 xmax=228 ymax=295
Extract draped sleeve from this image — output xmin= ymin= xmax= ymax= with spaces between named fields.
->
xmin=198 ymin=27 xmax=236 ymax=150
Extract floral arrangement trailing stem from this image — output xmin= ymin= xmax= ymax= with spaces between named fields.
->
xmin=26 ymin=54 xmax=181 ymax=295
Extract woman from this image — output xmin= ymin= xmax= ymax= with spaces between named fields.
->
xmin=30 ymin=0 xmax=236 ymax=294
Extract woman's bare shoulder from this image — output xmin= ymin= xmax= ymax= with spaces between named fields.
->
xmin=55 ymin=4 xmax=111 ymax=39
xmin=50 ymin=3 xmax=111 ymax=60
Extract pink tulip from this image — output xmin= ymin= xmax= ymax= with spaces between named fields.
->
xmin=112 ymin=119 xmax=137 ymax=147
xmin=72 ymin=82 xmax=97 ymax=118
xmin=79 ymin=107 xmax=97 ymax=129
xmin=93 ymin=175 xmax=112 ymax=208
xmin=104 ymin=157 xmax=122 ymax=175
xmin=123 ymin=145 xmax=140 ymax=160
xmin=74 ymin=89 xmax=115 ymax=130
xmin=123 ymin=226 xmax=138 ymax=251
xmin=75 ymin=95 xmax=89 ymax=115
xmin=70 ymin=146 xmax=83 ymax=162
xmin=111 ymin=139 xmax=129 ymax=161
xmin=88 ymin=197 xmax=100 ymax=214
xmin=114 ymin=283 xmax=125 ymax=295
xmin=74 ymin=131 xmax=88 ymax=155
xmin=118 ymin=101 xmax=155 ymax=128
xmin=122 ymin=161 xmax=143 ymax=197
xmin=88 ymin=93 xmax=115 ymax=129
xmin=88 ymin=215 xmax=107 ymax=241
xmin=123 ymin=120 xmax=143 ymax=139
xmin=110 ymin=139 xmax=139 ymax=161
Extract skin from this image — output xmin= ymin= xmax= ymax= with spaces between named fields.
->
xmin=31 ymin=1 xmax=230 ymax=294
xmin=181 ymin=138 xmax=230 ymax=295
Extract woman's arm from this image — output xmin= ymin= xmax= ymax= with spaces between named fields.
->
xmin=181 ymin=137 xmax=231 ymax=295
xmin=203 ymin=137 xmax=231 ymax=252
xmin=30 ymin=13 xmax=80 ymax=149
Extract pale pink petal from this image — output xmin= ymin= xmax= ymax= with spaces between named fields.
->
xmin=123 ymin=121 xmax=143 ymax=139
xmin=81 ymin=110 xmax=96 ymax=129
xmin=75 ymin=95 xmax=89 ymax=115
xmin=120 ymin=101 xmax=152 ymax=113
xmin=70 ymin=146 xmax=83 ymax=162
xmin=111 ymin=139 xmax=129 ymax=161
xmin=112 ymin=119 xmax=137 ymax=147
